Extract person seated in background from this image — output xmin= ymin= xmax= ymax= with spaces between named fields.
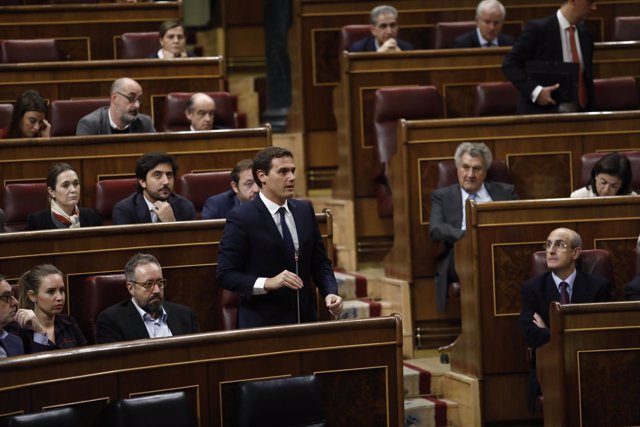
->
xmin=202 ymin=159 xmax=259 ymax=219
xmin=76 ymin=77 xmax=155 ymax=135
xmin=152 ymin=20 xmax=193 ymax=59
xmin=185 ymin=93 xmax=216 ymax=131
xmin=112 ymin=152 xmax=195 ymax=224
xmin=0 ymin=275 xmax=24 ymax=357
xmin=453 ymin=0 xmax=515 ymax=48
xmin=430 ymin=142 xmax=518 ymax=312
xmin=97 ymin=253 xmax=199 ymax=343
xmin=8 ymin=90 xmax=51 ymax=139
xmin=571 ymin=152 xmax=636 ymax=197
xmin=26 ymin=163 xmax=102 ymax=231
xmin=348 ymin=5 xmax=413 ymax=52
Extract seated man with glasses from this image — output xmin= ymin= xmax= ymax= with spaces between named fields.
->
xmin=519 ymin=227 xmax=611 ymax=413
xmin=96 ymin=253 xmax=199 ymax=344
xmin=76 ymin=77 xmax=155 ymax=135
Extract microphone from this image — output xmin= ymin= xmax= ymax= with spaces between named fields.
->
xmin=295 ymin=249 xmax=300 ymax=324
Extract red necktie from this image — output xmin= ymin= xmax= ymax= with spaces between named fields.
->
xmin=567 ymin=26 xmax=587 ymax=109
xmin=559 ymin=281 xmax=570 ymax=305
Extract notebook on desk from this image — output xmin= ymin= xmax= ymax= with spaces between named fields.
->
xmin=526 ymin=60 xmax=579 ymax=104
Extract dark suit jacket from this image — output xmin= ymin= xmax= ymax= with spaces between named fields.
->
xmin=112 ymin=191 xmax=195 ymax=225
xmin=26 ymin=207 xmax=102 ymax=231
xmin=96 ymin=299 xmax=200 ymax=344
xmin=348 ymin=36 xmax=414 ymax=52
xmin=1 ymin=331 xmax=24 ymax=357
xmin=202 ymin=189 xmax=239 ymax=219
xmin=624 ymin=275 xmax=640 ymax=300
xmin=502 ymin=14 xmax=595 ymax=114
xmin=453 ymin=30 xmax=515 ymax=48
xmin=519 ymin=270 xmax=611 ymax=412
xmin=76 ymin=106 xmax=155 ymax=135
xmin=216 ymin=196 xmax=337 ymax=328
xmin=429 ymin=181 xmax=518 ymax=312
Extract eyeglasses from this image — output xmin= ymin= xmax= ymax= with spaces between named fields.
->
xmin=114 ymin=90 xmax=143 ymax=104
xmin=129 ymin=279 xmax=167 ymax=291
xmin=543 ymin=241 xmax=572 ymax=252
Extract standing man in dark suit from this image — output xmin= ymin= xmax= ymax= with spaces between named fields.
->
xmin=202 ymin=159 xmax=259 ymax=219
xmin=112 ymin=152 xmax=195 ymax=225
xmin=97 ymin=253 xmax=199 ymax=343
xmin=519 ymin=227 xmax=611 ymax=413
xmin=217 ymin=147 xmax=343 ymax=328
xmin=430 ymin=142 xmax=518 ymax=312
xmin=348 ymin=5 xmax=413 ymax=52
xmin=502 ymin=0 xmax=596 ymax=114
xmin=453 ymin=0 xmax=515 ymax=48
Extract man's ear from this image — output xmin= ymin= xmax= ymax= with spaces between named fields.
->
xmin=256 ymin=169 xmax=267 ymax=186
xmin=572 ymin=247 xmax=582 ymax=261
xmin=126 ymin=282 xmax=135 ymax=296
xmin=138 ymin=178 xmax=147 ymax=190
xmin=230 ymin=181 xmax=239 ymax=195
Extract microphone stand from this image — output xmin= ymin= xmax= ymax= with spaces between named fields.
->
xmin=295 ymin=249 xmax=300 ymax=324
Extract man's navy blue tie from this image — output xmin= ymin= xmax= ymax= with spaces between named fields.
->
xmin=278 ymin=207 xmax=296 ymax=264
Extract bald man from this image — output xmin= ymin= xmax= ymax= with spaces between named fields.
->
xmin=185 ymin=93 xmax=216 ymax=131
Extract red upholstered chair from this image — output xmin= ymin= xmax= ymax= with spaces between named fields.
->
xmin=0 ymin=182 xmax=48 ymax=232
xmin=373 ymin=86 xmax=441 ymax=217
xmin=592 ymin=77 xmax=640 ymax=111
xmin=433 ymin=21 xmax=476 ymax=49
xmin=162 ymin=92 xmax=239 ymax=132
xmin=79 ymin=274 xmax=129 ymax=344
xmin=49 ymin=99 xmax=110 ymax=137
xmin=579 ymin=151 xmax=640 ymax=190
xmin=118 ymin=32 xmax=160 ymax=59
xmin=0 ymin=104 xmax=14 ymax=132
xmin=435 ymin=159 xmax=512 ymax=189
xmin=92 ymin=178 xmax=138 ymax=224
xmin=530 ymin=249 xmax=613 ymax=283
xmin=473 ymin=81 xmax=519 ymax=116
xmin=340 ymin=24 xmax=372 ymax=52
xmin=1 ymin=39 xmax=64 ymax=63
xmin=175 ymin=171 xmax=231 ymax=218
xmin=613 ymin=16 xmax=640 ymax=41
xmin=217 ymin=288 xmax=239 ymax=330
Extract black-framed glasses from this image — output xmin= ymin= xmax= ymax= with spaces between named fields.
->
xmin=129 ymin=279 xmax=167 ymax=291
xmin=114 ymin=90 xmax=143 ymax=104
xmin=543 ymin=241 xmax=571 ymax=252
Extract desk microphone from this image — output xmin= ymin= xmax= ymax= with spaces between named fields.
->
xmin=295 ymin=249 xmax=300 ymax=324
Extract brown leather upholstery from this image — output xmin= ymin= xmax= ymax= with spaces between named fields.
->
xmin=340 ymin=24 xmax=372 ymax=52
xmin=175 ymin=171 xmax=231 ymax=217
xmin=473 ymin=81 xmax=519 ymax=116
xmin=579 ymin=151 xmax=640 ymax=189
xmin=162 ymin=92 xmax=238 ymax=132
xmin=49 ymin=98 xmax=110 ymax=136
xmin=529 ymin=249 xmax=613 ymax=282
xmin=92 ymin=178 xmax=138 ymax=224
xmin=217 ymin=288 xmax=239 ymax=330
xmin=373 ymin=86 xmax=441 ymax=217
xmin=1 ymin=39 xmax=64 ymax=63
xmin=592 ymin=77 xmax=640 ymax=111
xmin=435 ymin=159 xmax=512 ymax=189
xmin=0 ymin=103 xmax=14 ymax=131
xmin=0 ymin=182 xmax=48 ymax=232
xmin=613 ymin=16 xmax=640 ymax=41
xmin=433 ymin=21 xmax=476 ymax=49
xmin=118 ymin=32 xmax=159 ymax=59
xmin=79 ymin=274 xmax=129 ymax=344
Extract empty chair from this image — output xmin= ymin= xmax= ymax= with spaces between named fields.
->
xmin=1 ymin=39 xmax=64 ymax=63
xmin=613 ymin=16 xmax=640 ymax=41
xmin=117 ymin=32 xmax=160 ymax=59
xmin=233 ymin=375 xmax=326 ymax=427
xmin=100 ymin=391 xmax=196 ymax=427
xmin=162 ymin=92 xmax=238 ymax=131
xmin=578 ymin=151 xmax=640 ymax=191
xmin=433 ymin=21 xmax=476 ymax=49
xmin=340 ymin=24 xmax=372 ymax=52
xmin=473 ymin=81 xmax=519 ymax=116
xmin=78 ymin=274 xmax=129 ymax=344
xmin=92 ymin=178 xmax=138 ymax=224
xmin=49 ymin=99 xmax=110 ymax=137
xmin=175 ymin=171 xmax=231 ymax=217
xmin=592 ymin=77 xmax=640 ymax=111
xmin=0 ymin=182 xmax=48 ymax=232
xmin=0 ymin=407 xmax=79 ymax=427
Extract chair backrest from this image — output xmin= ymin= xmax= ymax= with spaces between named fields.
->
xmin=592 ymin=76 xmax=640 ymax=111
xmin=530 ymin=249 xmax=613 ymax=282
xmin=435 ymin=159 xmax=512 ymax=189
xmin=79 ymin=274 xmax=129 ymax=344
xmin=0 ymin=182 xmax=48 ymax=232
xmin=613 ymin=16 xmax=640 ymax=41
xmin=92 ymin=178 xmax=138 ymax=224
xmin=0 ymin=103 xmax=14 ymax=132
xmin=162 ymin=92 xmax=238 ymax=132
xmin=233 ymin=375 xmax=326 ymax=427
xmin=49 ymin=98 xmax=110 ymax=137
xmin=433 ymin=21 xmax=476 ymax=49
xmin=474 ymin=81 xmax=519 ymax=116
xmin=1 ymin=407 xmax=79 ymax=427
xmin=340 ymin=24 xmax=372 ymax=52
xmin=118 ymin=32 xmax=160 ymax=59
xmin=1 ymin=39 xmax=64 ymax=63
xmin=175 ymin=171 xmax=231 ymax=216
xmin=579 ymin=151 xmax=640 ymax=190
xmin=217 ymin=288 xmax=239 ymax=330
xmin=100 ymin=391 xmax=196 ymax=427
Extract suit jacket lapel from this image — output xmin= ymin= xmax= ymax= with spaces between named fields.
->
xmin=127 ymin=300 xmax=151 ymax=339
xmin=135 ymin=192 xmax=152 ymax=223
xmin=571 ymin=271 xmax=588 ymax=303
xmin=255 ymin=197 xmax=286 ymax=253
xmin=448 ymin=186 xmax=464 ymax=229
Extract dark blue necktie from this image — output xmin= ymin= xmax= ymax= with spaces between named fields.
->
xmin=278 ymin=207 xmax=296 ymax=264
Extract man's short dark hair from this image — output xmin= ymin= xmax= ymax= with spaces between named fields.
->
xmin=159 ymin=20 xmax=183 ymax=39
xmin=124 ymin=253 xmax=161 ymax=282
xmin=231 ymin=159 xmax=254 ymax=185
xmin=252 ymin=147 xmax=293 ymax=188
xmin=135 ymin=152 xmax=178 ymax=190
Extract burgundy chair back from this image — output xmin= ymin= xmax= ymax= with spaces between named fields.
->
xmin=340 ymin=25 xmax=372 ymax=52
xmin=579 ymin=151 xmax=640 ymax=190
xmin=592 ymin=77 xmax=640 ymax=111
xmin=93 ymin=178 xmax=138 ymax=224
xmin=473 ymin=81 xmax=519 ymax=116
xmin=162 ymin=92 xmax=238 ymax=132
xmin=530 ymin=249 xmax=613 ymax=282
xmin=0 ymin=182 xmax=48 ymax=232
xmin=217 ymin=288 xmax=239 ymax=330
xmin=0 ymin=104 xmax=14 ymax=132
xmin=1 ymin=39 xmax=64 ymax=63
xmin=435 ymin=159 xmax=512 ymax=189
xmin=79 ymin=274 xmax=129 ymax=344
xmin=175 ymin=171 xmax=231 ymax=217
xmin=433 ymin=21 xmax=476 ymax=49
xmin=49 ymin=98 xmax=110 ymax=136
xmin=118 ymin=32 xmax=160 ymax=59
xmin=613 ymin=16 xmax=640 ymax=41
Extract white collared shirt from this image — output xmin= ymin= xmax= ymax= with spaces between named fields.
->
xmin=551 ymin=269 xmax=577 ymax=302
xmin=131 ymin=298 xmax=172 ymax=338
xmin=108 ymin=108 xmax=131 ymax=131
xmin=460 ymin=184 xmax=492 ymax=231
xmin=476 ymin=28 xmax=498 ymax=47
xmin=157 ymin=49 xmax=188 ymax=59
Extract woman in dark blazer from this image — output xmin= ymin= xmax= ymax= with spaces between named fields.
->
xmin=26 ymin=162 xmax=102 ymax=230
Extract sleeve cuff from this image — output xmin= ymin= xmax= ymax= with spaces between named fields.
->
xmin=253 ymin=277 xmax=267 ymax=295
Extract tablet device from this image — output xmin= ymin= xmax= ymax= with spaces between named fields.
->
xmin=526 ymin=60 xmax=579 ymax=103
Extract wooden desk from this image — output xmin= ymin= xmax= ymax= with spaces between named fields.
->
xmin=0 ymin=315 xmax=403 ymax=427
xmin=0 ymin=2 xmax=180 ymax=60
xmin=537 ymin=301 xmax=640 ymax=427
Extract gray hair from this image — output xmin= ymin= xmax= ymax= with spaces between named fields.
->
xmin=570 ymin=231 xmax=582 ymax=249
xmin=476 ymin=0 xmax=506 ymax=20
xmin=370 ymin=5 xmax=398 ymax=25
xmin=124 ymin=253 xmax=161 ymax=282
xmin=454 ymin=142 xmax=493 ymax=170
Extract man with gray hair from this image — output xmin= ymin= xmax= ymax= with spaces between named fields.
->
xmin=454 ymin=0 xmax=515 ymax=48
xmin=348 ymin=5 xmax=413 ymax=52
xmin=429 ymin=142 xmax=518 ymax=311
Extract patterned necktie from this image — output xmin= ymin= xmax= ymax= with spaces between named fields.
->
xmin=278 ymin=207 xmax=296 ymax=263
xmin=567 ymin=26 xmax=587 ymax=109
xmin=559 ymin=281 xmax=570 ymax=305
xmin=468 ymin=193 xmax=478 ymax=201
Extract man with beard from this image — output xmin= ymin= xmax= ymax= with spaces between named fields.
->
xmin=112 ymin=152 xmax=195 ymax=224
xmin=76 ymin=77 xmax=155 ymax=135
xmin=96 ymin=253 xmax=199 ymax=343
xmin=0 ymin=275 xmax=45 ymax=357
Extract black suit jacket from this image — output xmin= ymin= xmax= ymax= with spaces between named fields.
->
xmin=624 ymin=275 xmax=640 ymax=300
xmin=216 ymin=196 xmax=337 ymax=328
xmin=76 ymin=106 xmax=155 ymax=135
xmin=26 ymin=207 xmax=103 ymax=231
xmin=429 ymin=181 xmax=518 ymax=312
xmin=1 ymin=331 xmax=24 ymax=357
xmin=112 ymin=191 xmax=195 ymax=225
xmin=348 ymin=36 xmax=414 ymax=52
xmin=453 ymin=30 xmax=515 ymax=48
xmin=96 ymin=299 xmax=200 ymax=344
xmin=502 ymin=14 xmax=595 ymax=114
xmin=202 ymin=189 xmax=238 ymax=219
